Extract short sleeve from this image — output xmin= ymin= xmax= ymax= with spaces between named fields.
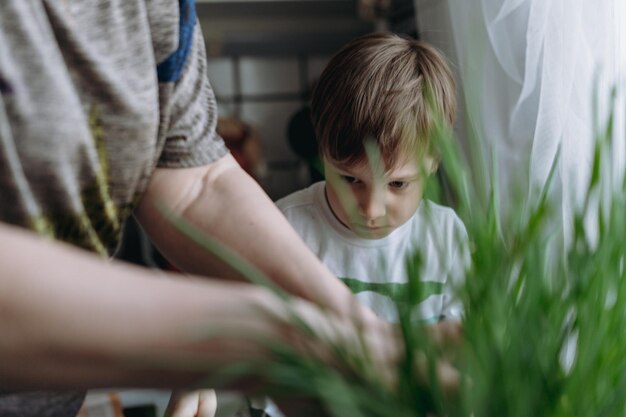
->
xmin=157 ymin=18 xmax=228 ymax=168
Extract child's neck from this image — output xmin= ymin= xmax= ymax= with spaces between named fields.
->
xmin=323 ymin=183 xmax=352 ymax=231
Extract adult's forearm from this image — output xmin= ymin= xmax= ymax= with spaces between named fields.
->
xmin=136 ymin=156 xmax=360 ymax=317
xmin=0 ymin=222 xmax=289 ymax=390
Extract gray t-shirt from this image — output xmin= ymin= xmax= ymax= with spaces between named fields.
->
xmin=0 ymin=0 xmax=227 ymax=254
xmin=0 ymin=0 xmax=227 ymax=415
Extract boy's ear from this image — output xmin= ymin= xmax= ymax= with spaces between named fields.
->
xmin=424 ymin=156 xmax=439 ymax=175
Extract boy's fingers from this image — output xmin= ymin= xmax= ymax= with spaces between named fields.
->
xmin=166 ymin=389 xmax=217 ymax=417
xmin=197 ymin=390 xmax=217 ymax=417
xmin=424 ymin=322 xmax=463 ymax=396
xmin=166 ymin=390 xmax=199 ymax=417
xmin=425 ymin=321 xmax=463 ymax=348
xmin=414 ymin=352 xmax=461 ymax=397
xmin=436 ymin=360 xmax=461 ymax=396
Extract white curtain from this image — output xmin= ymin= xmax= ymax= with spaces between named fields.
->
xmin=416 ymin=0 xmax=626 ymax=239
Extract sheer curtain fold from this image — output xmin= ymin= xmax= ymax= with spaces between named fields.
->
xmin=417 ymin=0 xmax=626 ymax=236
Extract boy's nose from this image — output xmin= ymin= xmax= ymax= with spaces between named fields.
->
xmin=359 ymin=189 xmax=386 ymax=222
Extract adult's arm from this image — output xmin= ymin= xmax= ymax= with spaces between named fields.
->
xmin=135 ymin=153 xmax=364 ymax=318
xmin=0 ymin=222 xmax=396 ymax=391
xmin=0 ymin=221 xmax=274 ymax=389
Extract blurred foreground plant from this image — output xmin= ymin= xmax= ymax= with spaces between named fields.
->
xmin=169 ymin=88 xmax=626 ymax=417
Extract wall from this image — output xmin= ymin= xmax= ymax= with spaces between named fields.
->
xmin=197 ymin=0 xmax=374 ymax=200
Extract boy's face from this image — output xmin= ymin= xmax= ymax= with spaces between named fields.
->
xmin=324 ymin=156 xmax=434 ymax=239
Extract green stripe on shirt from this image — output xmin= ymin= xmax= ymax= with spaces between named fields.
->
xmin=340 ymin=277 xmax=444 ymax=304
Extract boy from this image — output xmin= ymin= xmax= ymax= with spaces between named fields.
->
xmin=243 ymin=32 xmax=467 ymax=417
xmin=277 ymin=31 xmax=467 ymax=324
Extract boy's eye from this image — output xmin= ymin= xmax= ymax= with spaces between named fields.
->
xmin=341 ymin=175 xmax=360 ymax=185
xmin=389 ymin=180 xmax=409 ymax=190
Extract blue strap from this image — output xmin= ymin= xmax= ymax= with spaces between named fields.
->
xmin=156 ymin=0 xmax=197 ymax=83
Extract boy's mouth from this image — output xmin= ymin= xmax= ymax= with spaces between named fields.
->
xmin=353 ymin=223 xmax=392 ymax=234
xmin=358 ymin=221 xmax=389 ymax=230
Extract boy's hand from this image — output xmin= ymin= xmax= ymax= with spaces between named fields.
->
xmin=269 ymin=298 xmax=462 ymax=395
xmin=421 ymin=321 xmax=463 ymax=397
xmin=165 ymin=389 xmax=217 ymax=417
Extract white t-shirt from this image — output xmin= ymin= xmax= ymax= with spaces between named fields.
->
xmin=256 ymin=182 xmax=468 ymax=417
xmin=276 ymin=181 xmax=468 ymax=323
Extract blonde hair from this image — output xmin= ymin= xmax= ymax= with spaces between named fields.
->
xmin=311 ymin=32 xmax=456 ymax=169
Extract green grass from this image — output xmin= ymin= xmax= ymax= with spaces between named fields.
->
xmin=169 ymin=89 xmax=626 ymax=417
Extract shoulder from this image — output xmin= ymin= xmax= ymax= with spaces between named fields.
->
xmin=416 ymin=200 xmax=468 ymax=240
xmin=275 ymin=182 xmax=330 ymax=243
xmin=275 ymin=182 xmax=324 ymax=213
xmin=419 ymin=200 xmax=463 ymax=224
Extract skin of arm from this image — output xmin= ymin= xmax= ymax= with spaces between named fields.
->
xmin=0 ymin=219 xmax=280 ymax=390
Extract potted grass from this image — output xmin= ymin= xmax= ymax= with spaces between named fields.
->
xmin=168 ymin=87 xmax=626 ymax=417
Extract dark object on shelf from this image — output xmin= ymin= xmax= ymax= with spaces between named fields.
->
xmin=123 ymin=404 xmax=157 ymax=417
xmin=287 ymin=106 xmax=324 ymax=184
